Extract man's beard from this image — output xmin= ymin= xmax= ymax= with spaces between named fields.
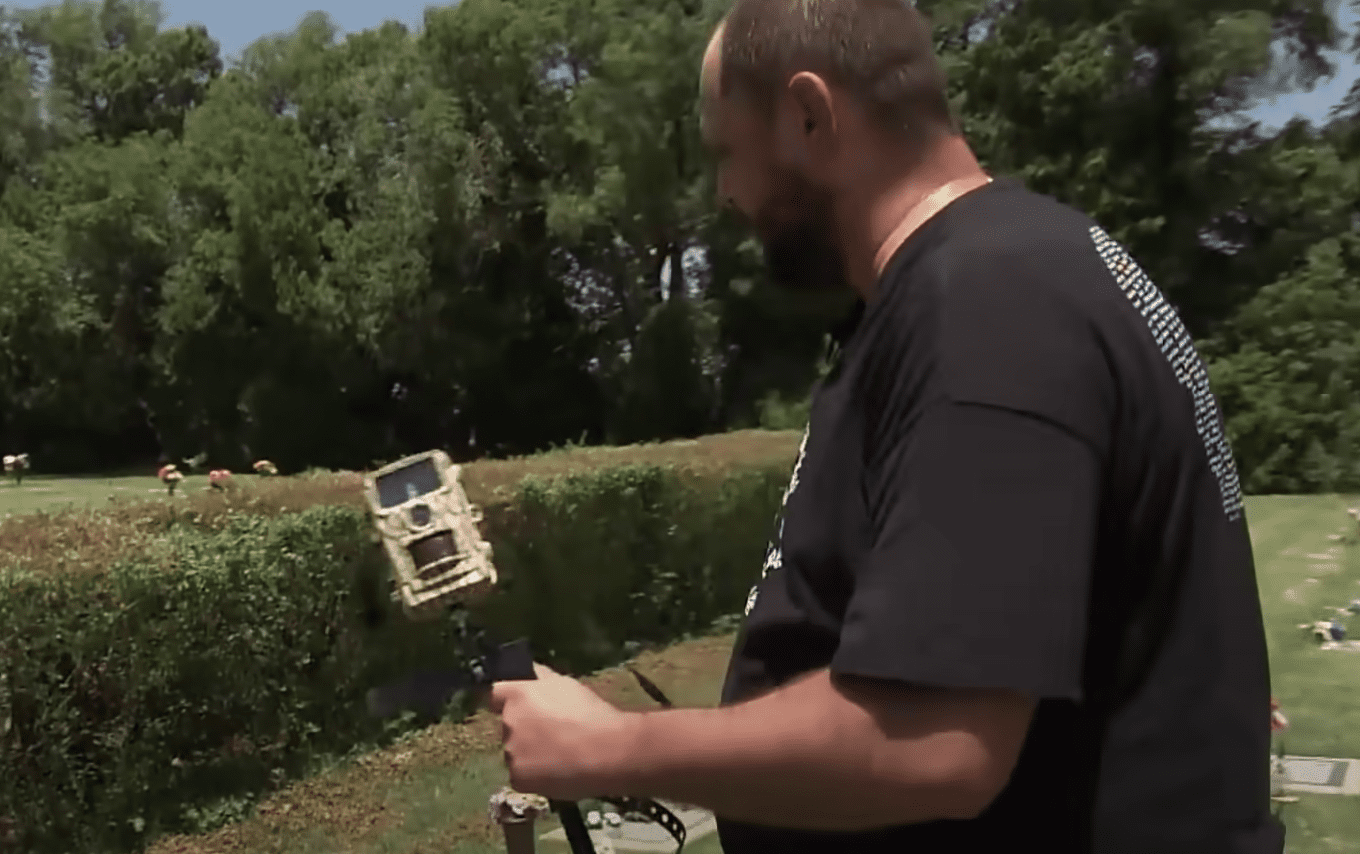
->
xmin=754 ymin=170 xmax=848 ymax=293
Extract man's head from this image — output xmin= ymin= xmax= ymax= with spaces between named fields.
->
xmin=700 ymin=0 xmax=959 ymax=293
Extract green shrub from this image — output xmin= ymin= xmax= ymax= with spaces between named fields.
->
xmin=477 ymin=463 xmax=787 ymax=673
xmin=755 ymin=391 xmax=811 ymax=431
xmin=0 ymin=457 xmax=793 ymax=853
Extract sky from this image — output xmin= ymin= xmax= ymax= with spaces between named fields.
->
xmin=159 ymin=0 xmax=1358 ymax=132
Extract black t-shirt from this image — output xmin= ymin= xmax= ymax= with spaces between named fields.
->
xmin=716 ymin=178 xmax=1282 ymax=854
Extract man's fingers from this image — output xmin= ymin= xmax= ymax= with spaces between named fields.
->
xmin=488 ymin=662 xmax=557 ymax=714
xmin=487 ymin=682 xmax=511 ymax=714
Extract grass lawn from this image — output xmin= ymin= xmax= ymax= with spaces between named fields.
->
xmin=3 ymin=482 xmax=1356 ymax=853
xmin=1248 ymin=494 xmax=1360 ymax=852
xmin=0 ymin=472 xmax=226 ymax=521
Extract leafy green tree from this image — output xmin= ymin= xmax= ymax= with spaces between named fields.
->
xmin=0 ymin=132 xmax=178 ymax=470
xmin=0 ymin=223 xmax=99 ymax=457
xmin=535 ymin=0 xmax=732 ymax=437
xmin=414 ymin=0 xmax=624 ymax=455
xmin=1207 ymin=119 xmax=1359 ymax=305
xmin=15 ymin=0 xmax=220 ymax=143
xmin=608 ymin=297 xmax=723 ymax=443
xmin=1323 ymin=0 xmax=1359 ymax=154
xmin=41 ymin=135 xmax=175 ymax=448
xmin=1188 ymin=2 xmax=1360 ymax=493
xmin=152 ymin=68 xmax=334 ymax=468
xmin=0 ymin=0 xmax=224 ymax=468
xmin=1204 ymin=231 xmax=1360 ymax=493
xmin=924 ymin=0 xmax=1342 ymax=339
xmin=0 ymin=6 xmax=46 ymax=198
xmin=3 ymin=0 xmax=1358 ymax=480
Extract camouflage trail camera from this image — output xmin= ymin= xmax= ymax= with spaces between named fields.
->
xmin=361 ymin=450 xmax=688 ymax=854
xmin=363 ymin=450 xmax=497 ymax=620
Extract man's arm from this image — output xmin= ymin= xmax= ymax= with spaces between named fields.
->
xmin=598 ymin=666 xmax=1036 ymax=832
xmin=589 ymin=404 xmax=1095 ymax=833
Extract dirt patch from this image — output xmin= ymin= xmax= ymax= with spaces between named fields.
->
xmin=142 ymin=633 xmax=738 ymax=854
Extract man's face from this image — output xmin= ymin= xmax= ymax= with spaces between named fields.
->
xmin=745 ymin=163 xmax=848 ymax=294
xmin=700 ymin=36 xmax=847 ymax=293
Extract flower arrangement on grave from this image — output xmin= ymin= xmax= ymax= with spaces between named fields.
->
xmin=2 ymin=453 xmax=29 ymax=486
xmin=1270 ymin=697 xmax=1295 ymax=819
xmin=208 ymin=469 xmax=233 ymax=491
xmin=158 ymin=463 xmax=184 ymax=495
xmin=252 ymin=459 xmax=278 ymax=476
xmin=1301 ymin=619 xmax=1345 ymax=644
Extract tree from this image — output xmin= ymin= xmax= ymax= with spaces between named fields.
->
xmin=152 ymin=68 xmax=336 ymax=469
xmin=0 ymin=130 xmax=180 ymax=470
xmin=1203 ymin=231 xmax=1360 ymax=493
xmin=15 ymin=0 xmax=220 ymax=143
xmin=0 ymin=6 xmax=46 ymax=199
xmin=3 ymin=0 xmax=1357 ymax=479
xmin=0 ymin=223 xmax=101 ymax=460
xmin=924 ymin=0 xmax=1342 ymax=340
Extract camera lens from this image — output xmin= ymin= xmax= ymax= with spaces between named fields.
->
xmin=410 ymin=503 xmax=432 ymax=527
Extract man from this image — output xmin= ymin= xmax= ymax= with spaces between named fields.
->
xmin=488 ymin=1 xmax=1282 ymax=851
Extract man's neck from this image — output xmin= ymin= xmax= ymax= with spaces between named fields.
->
xmin=837 ymin=136 xmax=990 ymax=301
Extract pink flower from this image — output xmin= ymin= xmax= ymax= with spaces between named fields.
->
xmin=158 ymin=464 xmax=178 ymax=482
xmin=1271 ymin=697 xmax=1289 ymax=732
xmin=208 ymin=469 xmax=232 ymax=485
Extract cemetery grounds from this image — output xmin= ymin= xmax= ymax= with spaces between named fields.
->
xmin=0 ymin=463 xmax=1356 ymax=854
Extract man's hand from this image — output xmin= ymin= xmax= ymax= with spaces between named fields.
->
xmin=486 ymin=663 xmax=638 ymax=801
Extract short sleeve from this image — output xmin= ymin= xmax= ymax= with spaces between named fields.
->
xmin=938 ymin=236 xmax=1119 ymax=456
xmin=829 ymin=400 xmax=1100 ymax=701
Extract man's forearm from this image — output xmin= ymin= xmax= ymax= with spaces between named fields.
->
xmin=598 ymin=668 xmax=975 ymax=833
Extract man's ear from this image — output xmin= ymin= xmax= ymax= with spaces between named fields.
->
xmin=779 ymin=72 xmax=839 ymax=172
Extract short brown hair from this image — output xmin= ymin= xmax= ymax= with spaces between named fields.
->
xmin=719 ymin=0 xmax=959 ymax=145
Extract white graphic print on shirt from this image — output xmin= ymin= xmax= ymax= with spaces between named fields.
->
xmin=1090 ymin=225 xmax=1245 ymax=522
xmin=744 ymin=425 xmax=812 ymax=616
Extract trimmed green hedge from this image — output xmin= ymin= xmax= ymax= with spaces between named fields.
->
xmin=0 ymin=460 xmax=790 ymax=854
